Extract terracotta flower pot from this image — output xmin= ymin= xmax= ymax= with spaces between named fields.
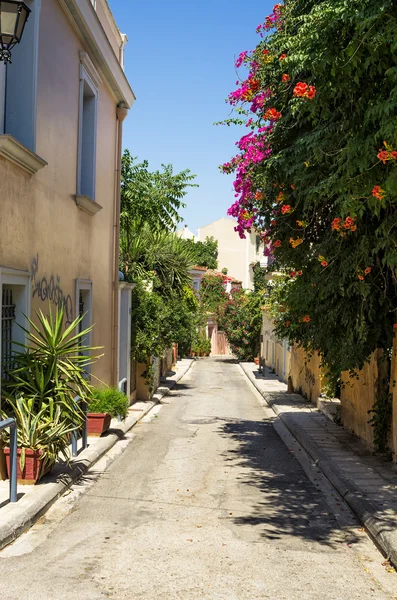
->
xmin=254 ymin=357 xmax=260 ymax=365
xmin=4 ymin=448 xmax=46 ymax=485
xmin=87 ymin=413 xmax=112 ymax=437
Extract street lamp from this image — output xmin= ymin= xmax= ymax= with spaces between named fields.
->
xmin=0 ymin=1 xmax=30 ymax=64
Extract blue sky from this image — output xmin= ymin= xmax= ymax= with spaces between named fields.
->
xmin=108 ymin=0 xmax=273 ymax=234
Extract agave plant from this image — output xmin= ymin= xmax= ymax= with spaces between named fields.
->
xmin=2 ymin=306 xmax=102 ymax=425
xmin=0 ymin=395 xmax=79 ymax=472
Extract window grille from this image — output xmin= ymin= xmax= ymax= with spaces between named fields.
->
xmin=1 ymin=288 xmax=16 ymax=378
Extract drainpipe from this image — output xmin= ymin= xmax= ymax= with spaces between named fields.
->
xmin=112 ymin=103 xmax=129 ymax=386
xmin=0 ymin=63 xmax=6 ymax=133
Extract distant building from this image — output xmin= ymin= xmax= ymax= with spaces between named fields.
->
xmin=198 ymin=217 xmax=267 ymax=290
xmin=177 ymin=224 xmax=196 ymax=240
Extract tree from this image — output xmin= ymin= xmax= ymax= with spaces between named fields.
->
xmin=120 ymin=222 xmax=196 ymax=295
xmin=120 ymin=151 xmax=201 ymax=378
xmin=200 ymin=272 xmax=229 ymax=313
xmin=121 ymin=151 xmax=197 ymax=234
xmin=182 ymin=236 xmax=219 ymax=269
xmin=217 ymin=290 xmax=263 ymax=361
xmin=220 ymin=1 xmax=397 ymax=388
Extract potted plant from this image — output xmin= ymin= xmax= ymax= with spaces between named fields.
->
xmin=1 ymin=395 xmax=78 ymax=484
xmin=254 ymin=357 xmax=260 ymax=366
xmin=87 ymin=387 xmax=129 ymax=436
xmin=1 ymin=306 xmax=100 ymax=482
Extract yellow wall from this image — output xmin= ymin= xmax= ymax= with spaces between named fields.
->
xmin=289 ymin=346 xmax=322 ymax=405
xmin=261 ymin=308 xmax=291 ymax=382
xmin=0 ymin=0 xmax=122 ymax=385
xmin=340 ymin=355 xmax=377 ymax=450
xmin=341 ymin=347 xmax=397 ymax=456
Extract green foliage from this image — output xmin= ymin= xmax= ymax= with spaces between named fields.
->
xmin=2 ymin=307 xmax=99 ymax=424
xmin=192 ymin=334 xmax=211 ymax=356
xmin=368 ymin=393 xmax=393 ymax=455
xmin=131 ymin=282 xmax=201 ymax=367
xmin=89 ymin=387 xmax=129 ymax=419
xmin=217 ymin=290 xmax=263 ymax=361
xmin=200 ymin=273 xmax=229 ymax=313
xmin=120 ymin=150 xmax=201 ymax=384
xmin=120 ymin=223 xmax=196 ymax=294
xmin=252 ymin=263 xmax=268 ymax=293
xmin=121 ymin=150 xmax=197 ymax=233
xmin=182 ymin=236 xmax=219 ymax=269
xmin=0 ymin=306 xmax=99 ymax=473
xmin=224 ymin=0 xmax=397 ymax=385
xmin=0 ymin=395 xmax=78 ymax=474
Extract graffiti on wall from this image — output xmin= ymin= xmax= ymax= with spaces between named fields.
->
xmin=31 ymin=254 xmax=73 ymax=324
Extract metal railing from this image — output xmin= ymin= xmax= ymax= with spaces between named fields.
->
xmin=0 ymin=418 xmax=17 ymax=503
xmin=71 ymin=396 xmax=88 ymax=458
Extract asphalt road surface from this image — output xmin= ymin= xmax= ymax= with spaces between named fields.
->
xmin=1 ymin=358 xmax=396 ymax=599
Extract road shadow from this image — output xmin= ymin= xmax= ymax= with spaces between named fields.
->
xmin=219 ymin=417 xmax=360 ymax=548
xmin=212 ymin=357 xmax=239 ymax=364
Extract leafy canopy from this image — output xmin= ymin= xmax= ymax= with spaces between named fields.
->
xmin=221 ymin=0 xmax=397 ymax=377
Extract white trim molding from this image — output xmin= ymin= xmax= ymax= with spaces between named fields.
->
xmin=0 ymin=134 xmax=47 ymax=175
xmin=75 ymin=194 xmax=103 ymax=215
xmin=79 ymin=51 xmax=102 ymax=89
xmin=58 ymin=0 xmax=135 ymax=108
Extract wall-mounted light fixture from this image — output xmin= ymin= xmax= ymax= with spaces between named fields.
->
xmin=0 ymin=1 xmax=30 ymax=64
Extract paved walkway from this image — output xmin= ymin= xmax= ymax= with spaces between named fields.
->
xmin=0 ymin=359 xmax=194 ymax=549
xmin=241 ymin=362 xmax=397 ymax=569
xmin=0 ymin=358 xmax=395 ymax=599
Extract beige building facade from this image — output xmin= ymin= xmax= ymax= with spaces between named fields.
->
xmin=198 ymin=217 xmax=267 ymax=290
xmin=0 ymin=0 xmax=134 ymax=391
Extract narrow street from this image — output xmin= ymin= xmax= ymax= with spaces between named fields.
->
xmin=0 ymin=359 xmax=394 ymax=600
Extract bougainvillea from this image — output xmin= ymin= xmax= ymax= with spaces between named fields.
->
xmin=220 ymin=0 xmax=397 ymax=383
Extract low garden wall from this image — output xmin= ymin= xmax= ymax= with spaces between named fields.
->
xmin=290 ymin=346 xmax=322 ymax=405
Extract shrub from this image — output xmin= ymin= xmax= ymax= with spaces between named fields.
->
xmin=89 ymin=388 xmax=129 ymax=419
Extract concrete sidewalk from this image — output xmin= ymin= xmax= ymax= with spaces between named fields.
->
xmin=0 ymin=358 xmax=193 ymax=551
xmin=240 ymin=361 xmax=397 ymax=568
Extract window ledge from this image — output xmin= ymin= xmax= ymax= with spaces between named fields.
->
xmin=75 ymin=194 xmax=103 ymax=215
xmin=0 ymin=135 xmax=47 ymax=175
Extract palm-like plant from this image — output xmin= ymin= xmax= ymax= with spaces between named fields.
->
xmin=1 ymin=395 xmax=79 ymax=472
xmin=1 ymin=307 xmax=102 ymax=471
xmin=120 ymin=221 xmax=195 ymax=295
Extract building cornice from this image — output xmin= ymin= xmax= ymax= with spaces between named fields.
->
xmin=58 ymin=0 xmax=135 ymax=108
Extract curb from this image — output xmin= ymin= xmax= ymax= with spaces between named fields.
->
xmin=240 ymin=362 xmax=397 ymax=568
xmin=0 ymin=359 xmax=194 ymax=551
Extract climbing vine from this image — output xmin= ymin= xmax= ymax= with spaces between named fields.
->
xmin=220 ymin=0 xmax=397 ymax=393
